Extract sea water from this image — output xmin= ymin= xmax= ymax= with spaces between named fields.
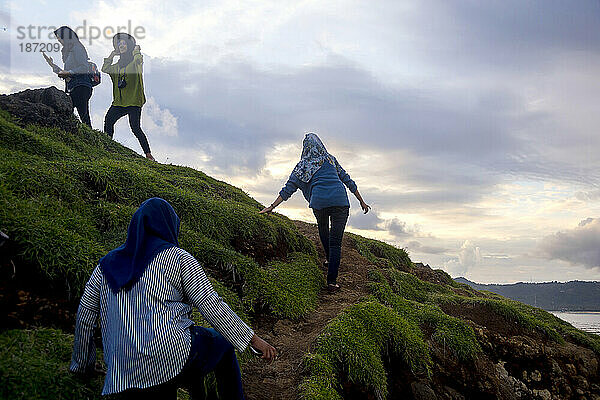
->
xmin=550 ymin=311 xmax=600 ymax=335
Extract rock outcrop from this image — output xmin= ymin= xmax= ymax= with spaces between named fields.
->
xmin=0 ymin=86 xmax=78 ymax=132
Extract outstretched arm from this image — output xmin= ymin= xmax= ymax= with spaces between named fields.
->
xmin=42 ymin=52 xmax=61 ymax=74
xmin=259 ymin=195 xmax=283 ymax=214
xmin=353 ymin=189 xmax=370 ymax=214
xmin=336 ymin=160 xmax=370 ymax=213
xmin=259 ymin=174 xmax=300 ymax=214
xmin=70 ymin=266 xmax=101 ymax=375
xmin=179 ymin=251 xmax=277 ymax=361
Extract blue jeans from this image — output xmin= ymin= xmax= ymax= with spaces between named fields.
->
xmin=119 ymin=326 xmax=244 ymax=400
xmin=313 ymin=206 xmax=349 ymax=285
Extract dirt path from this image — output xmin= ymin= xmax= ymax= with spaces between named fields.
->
xmin=241 ymin=221 xmax=374 ymax=400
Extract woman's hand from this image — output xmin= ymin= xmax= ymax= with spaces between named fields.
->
xmin=109 ymin=50 xmax=119 ymax=58
xmin=250 ymin=334 xmax=277 ymax=363
xmin=259 ymin=196 xmax=283 ymax=214
xmin=259 ymin=205 xmax=273 ymax=214
xmin=42 ymin=51 xmax=54 ymax=66
xmin=353 ymin=190 xmax=370 ymax=214
xmin=360 ymin=201 xmax=371 ymax=214
xmin=57 ymin=70 xmax=71 ymax=78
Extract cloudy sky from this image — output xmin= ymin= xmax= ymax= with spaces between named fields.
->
xmin=2 ymin=0 xmax=599 ymax=283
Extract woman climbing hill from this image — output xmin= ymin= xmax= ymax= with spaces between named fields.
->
xmin=44 ymin=26 xmax=93 ymax=127
xmin=102 ymin=33 xmax=155 ymax=161
xmin=70 ymin=197 xmax=276 ymax=399
xmin=259 ymin=133 xmax=370 ymax=291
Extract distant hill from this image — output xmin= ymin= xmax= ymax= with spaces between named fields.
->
xmin=455 ymin=277 xmax=600 ymax=311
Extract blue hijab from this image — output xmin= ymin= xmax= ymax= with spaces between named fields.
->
xmin=292 ymin=133 xmax=342 ymax=183
xmin=99 ymin=198 xmax=180 ymax=293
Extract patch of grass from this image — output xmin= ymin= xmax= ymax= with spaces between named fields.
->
xmin=0 ymin=187 xmax=106 ymax=294
xmin=0 ymin=112 xmax=318 ymax=318
xmin=369 ymin=271 xmax=480 ymax=362
xmin=434 ymin=295 xmax=564 ymax=342
xmin=381 ymin=267 xmax=570 ymax=345
xmin=0 ymin=328 xmax=107 ymax=400
xmin=248 ymin=252 xmax=324 ymax=319
xmin=379 ymin=266 xmax=600 ymax=356
xmin=301 ymin=301 xmax=430 ymax=399
xmin=388 ymin=269 xmax=454 ymax=303
xmin=299 ymin=354 xmax=342 ymax=400
xmin=346 ymin=233 xmax=412 ymax=271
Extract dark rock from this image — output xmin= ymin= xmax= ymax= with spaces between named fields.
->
xmin=442 ymin=386 xmax=465 ymax=400
xmin=0 ymin=86 xmax=78 ymax=132
xmin=530 ymin=369 xmax=542 ymax=382
xmin=550 ymin=359 xmax=562 ymax=375
xmin=411 ymin=381 xmax=438 ymax=400
xmin=565 ymin=363 xmax=577 ymax=375
xmin=579 ymin=357 xmax=598 ymax=377
xmin=573 ymin=375 xmax=589 ymax=390
xmin=532 ymin=389 xmax=551 ymax=400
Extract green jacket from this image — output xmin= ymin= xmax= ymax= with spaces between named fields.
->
xmin=102 ymin=48 xmax=146 ymax=107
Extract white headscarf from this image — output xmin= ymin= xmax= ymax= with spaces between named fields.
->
xmin=291 ymin=133 xmax=342 ymax=183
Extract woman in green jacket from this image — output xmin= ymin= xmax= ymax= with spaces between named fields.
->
xmin=102 ymin=33 xmax=155 ymax=161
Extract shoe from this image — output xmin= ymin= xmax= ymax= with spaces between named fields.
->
xmin=327 ymin=283 xmax=340 ymax=292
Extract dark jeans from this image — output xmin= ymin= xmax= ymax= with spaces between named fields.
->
xmin=69 ymin=85 xmax=92 ymax=127
xmin=119 ymin=326 xmax=244 ymax=400
xmin=313 ymin=206 xmax=349 ymax=285
xmin=104 ymin=105 xmax=151 ymax=154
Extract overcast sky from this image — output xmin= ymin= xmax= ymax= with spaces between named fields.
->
xmin=2 ymin=0 xmax=599 ymax=283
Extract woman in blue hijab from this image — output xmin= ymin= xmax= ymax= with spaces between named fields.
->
xmin=259 ymin=133 xmax=370 ymax=291
xmin=71 ymin=198 xmax=276 ymax=399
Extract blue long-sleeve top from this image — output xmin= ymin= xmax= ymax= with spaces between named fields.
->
xmin=279 ymin=160 xmax=357 ymax=210
xmin=63 ymin=44 xmax=92 ymax=92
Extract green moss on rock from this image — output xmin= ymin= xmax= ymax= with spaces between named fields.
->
xmin=346 ymin=233 xmax=412 ymax=271
xmin=302 ymin=301 xmax=430 ymax=399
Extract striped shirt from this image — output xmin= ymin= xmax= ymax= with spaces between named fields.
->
xmin=70 ymin=246 xmax=254 ymax=395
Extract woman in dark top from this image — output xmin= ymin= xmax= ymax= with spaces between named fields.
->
xmin=44 ymin=26 xmax=93 ymax=127
xmin=259 ymin=133 xmax=370 ymax=290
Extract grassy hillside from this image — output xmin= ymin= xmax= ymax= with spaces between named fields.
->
xmin=0 ymin=108 xmax=323 ymax=398
xmin=0 ymin=109 xmax=321 ymax=313
xmin=1 ymin=102 xmax=599 ymax=400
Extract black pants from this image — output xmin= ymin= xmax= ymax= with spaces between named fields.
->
xmin=118 ymin=327 xmax=244 ymax=400
xmin=104 ymin=105 xmax=151 ymax=154
xmin=313 ymin=206 xmax=349 ymax=285
xmin=69 ymin=85 xmax=92 ymax=127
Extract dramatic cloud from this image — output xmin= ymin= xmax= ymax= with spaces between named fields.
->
xmin=576 ymin=191 xmax=600 ymax=202
xmin=2 ymin=1 xmax=600 ymax=283
xmin=347 ymin=209 xmax=385 ymax=231
xmin=410 ymin=1 xmax=600 ymax=72
xmin=386 ymin=218 xmax=416 ymax=238
xmin=443 ymin=240 xmax=483 ymax=277
xmin=141 ymin=97 xmax=178 ymax=137
xmin=406 ymin=241 xmax=447 ymax=255
xmin=538 ymin=218 xmax=600 ymax=269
